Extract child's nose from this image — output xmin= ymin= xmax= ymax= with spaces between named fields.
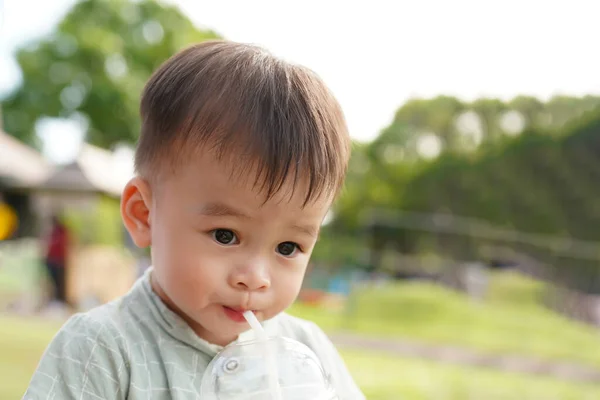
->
xmin=229 ymin=262 xmax=271 ymax=291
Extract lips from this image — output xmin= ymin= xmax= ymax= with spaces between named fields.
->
xmin=227 ymin=306 xmax=248 ymax=312
xmin=223 ymin=306 xmax=256 ymax=323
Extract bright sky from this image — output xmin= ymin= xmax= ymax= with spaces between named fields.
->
xmin=1 ymin=0 xmax=600 ymax=163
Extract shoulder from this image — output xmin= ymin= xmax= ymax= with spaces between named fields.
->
xmin=40 ymin=306 xmax=129 ymax=360
xmin=78 ymin=302 xmax=131 ymax=345
xmin=23 ymin=306 xmax=131 ymax=399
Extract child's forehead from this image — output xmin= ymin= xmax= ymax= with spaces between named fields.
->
xmin=168 ymin=148 xmax=333 ymax=209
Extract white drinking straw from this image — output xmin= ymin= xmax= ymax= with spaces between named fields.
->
xmin=243 ymin=311 xmax=283 ymax=400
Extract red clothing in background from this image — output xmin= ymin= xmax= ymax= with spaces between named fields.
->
xmin=46 ymin=223 xmax=68 ymax=265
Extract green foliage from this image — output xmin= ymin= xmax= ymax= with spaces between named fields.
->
xmin=311 ymin=229 xmax=368 ymax=267
xmin=373 ymin=94 xmax=600 ymax=161
xmin=339 ymin=105 xmax=600 ymax=291
xmin=63 ymin=195 xmax=123 ymax=247
xmin=401 ymin=109 xmax=600 ymax=240
xmin=2 ymin=0 xmax=220 ymax=148
xmin=333 ymin=96 xmax=600 ymax=254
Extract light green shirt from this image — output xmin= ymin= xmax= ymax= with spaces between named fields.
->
xmin=24 ymin=268 xmax=365 ymax=399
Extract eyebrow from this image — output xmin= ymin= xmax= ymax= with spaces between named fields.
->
xmin=198 ymin=202 xmax=251 ymax=219
xmin=292 ymin=224 xmax=319 ymax=239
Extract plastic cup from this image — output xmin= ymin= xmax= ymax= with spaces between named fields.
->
xmin=199 ymin=335 xmax=338 ymax=399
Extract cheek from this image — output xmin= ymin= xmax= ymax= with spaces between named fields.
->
xmin=273 ymin=268 xmax=306 ymax=307
xmin=151 ymin=216 xmax=222 ymax=305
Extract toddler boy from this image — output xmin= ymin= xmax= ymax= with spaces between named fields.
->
xmin=24 ymin=40 xmax=365 ymax=399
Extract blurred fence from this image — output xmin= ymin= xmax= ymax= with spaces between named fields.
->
xmin=306 ymin=209 xmax=600 ymax=328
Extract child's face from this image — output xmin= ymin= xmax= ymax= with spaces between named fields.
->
xmin=124 ymin=150 xmax=330 ymax=346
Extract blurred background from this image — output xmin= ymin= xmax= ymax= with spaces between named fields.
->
xmin=1 ymin=0 xmax=600 ymax=398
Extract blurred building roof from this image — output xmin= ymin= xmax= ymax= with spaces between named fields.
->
xmin=76 ymin=144 xmax=134 ymax=196
xmin=0 ymin=129 xmax=53 ymax=187
xmin=39 ymin=144 xmax=134 ymax=197
xmin=0 ymin=129 xmax=134 ymax=196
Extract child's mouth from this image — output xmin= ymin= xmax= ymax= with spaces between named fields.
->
xmin=223 ymin=306 xmax=255 ymax=323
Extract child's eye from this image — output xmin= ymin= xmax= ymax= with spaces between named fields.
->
xmin=212 ymin=229 xmax=238 ymax=245
xmin=276 ymin=242 xmax=299 ymax=257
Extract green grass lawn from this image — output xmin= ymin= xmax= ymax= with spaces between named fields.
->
xmin=0 ymin=315 xmax=63 ymax=400
xmin=289 ymin=271 xmax=600 ymax=368
xmin=343 ymin=349 xmax=600 ymax=400
xmin=2 ymin=314 xmax=599 ymax=399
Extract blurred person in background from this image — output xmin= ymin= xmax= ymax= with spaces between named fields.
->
xmin=43 ymin=213 xmax=70 ymax=305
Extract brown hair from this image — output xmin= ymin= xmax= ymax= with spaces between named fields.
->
xmin=136 ymin=40 xmax=350 ymax=204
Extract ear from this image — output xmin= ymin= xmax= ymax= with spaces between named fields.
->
xmin=121 ymin=177 xmax=153 ymax=248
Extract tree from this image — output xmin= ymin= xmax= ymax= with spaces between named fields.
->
xmin=376 ymin=96 xmax=465 ymax=157
xmin=470 ymin=98 xmax=507 ymax=142
xmin=545 ymin=95 xmax=600 ymax=130
xmin=368 ymin=108 xmax=600 ymax=291
xmin=507 ymin=96 xmax=545 ymax=129
xmin=371 ymin=95 xmax=600 ymax=162
xmin=1 ymin=0 xmax=220 ymax=148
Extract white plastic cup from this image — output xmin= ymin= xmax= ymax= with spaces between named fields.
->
xmin=200 ymin=336 xmax=338 ymax=400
